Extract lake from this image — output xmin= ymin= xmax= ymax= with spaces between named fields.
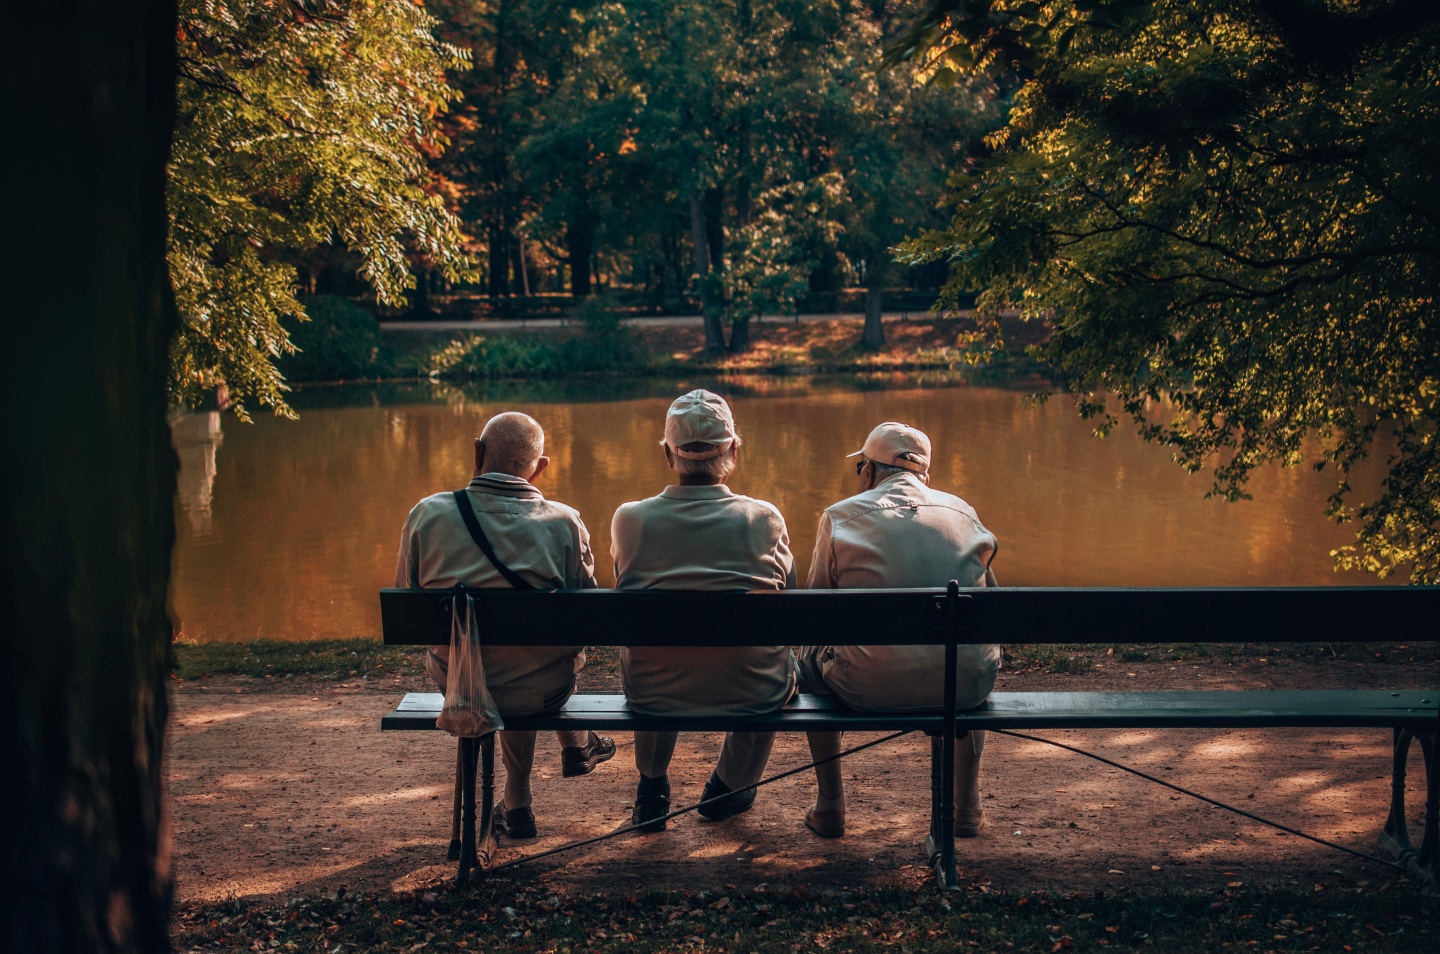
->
xmin=169 ymin=374 xmax=1384 ymax=642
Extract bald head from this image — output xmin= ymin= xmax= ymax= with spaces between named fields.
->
xmin=475 ymin=412 xmax=548 ymax=480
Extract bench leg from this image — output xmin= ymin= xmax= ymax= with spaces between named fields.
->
xmin=455 ymin=734 xmax=499 ymax=888
xmin=448 ymin=743 xmax=462 ymax=862
xmin=925 ymin=733 xmax=958 ymax=890
xmin=1378 ymin=726 xmax=1439 ymax=886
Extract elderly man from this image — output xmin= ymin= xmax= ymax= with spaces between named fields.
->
xmin=395 ymin=411 xmax=614 ymax=839
xmin=611 ymin=389 xmax=796 ymax=832
xmin=798 ymin=422 xmax=1001 ymax=839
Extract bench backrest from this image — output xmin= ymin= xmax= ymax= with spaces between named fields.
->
xmin=380 ymin=586 xmax=1440 ymax=648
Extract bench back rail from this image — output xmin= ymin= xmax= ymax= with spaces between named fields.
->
xmin=380 ymin=586 xmax=1440 ymax=648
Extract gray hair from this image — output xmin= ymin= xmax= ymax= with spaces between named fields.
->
xmin=867 ymin=460 xmax=912 ymax=481
xmin=674 ymin=436 xmax=742 ymax=481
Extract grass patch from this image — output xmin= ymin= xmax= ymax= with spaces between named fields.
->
xmin=171 ymin=639 xmax=1428 ymax=683
xmin=1008 ymin=645 xmax=1092 ymax=674
xmin=1004 ymin=641 xmax=1428 ymax=674
xmin=173 ymin=879 xmax=1435 ymax=953
xmin=172 ymin=638 xmax=419 ymax=681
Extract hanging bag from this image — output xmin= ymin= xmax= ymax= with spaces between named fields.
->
xmin=435 ymin=489 xmax=537 ymax=738
xmin=436 ymin=584 xmax=505 ymax=738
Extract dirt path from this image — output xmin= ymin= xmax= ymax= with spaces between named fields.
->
xmin=167 ymin=652 xmax=1436 ymax=902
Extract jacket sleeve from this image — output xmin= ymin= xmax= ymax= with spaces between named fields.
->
xmin=573 ymin=516 xmax=599 ymax=590
xmin=805 ymin=511 xmax=837 ymax=589
xmin=394 ymin=506 xmax=423 ymax=588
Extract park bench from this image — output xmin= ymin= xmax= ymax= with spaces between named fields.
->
xmin=380 ymin=585 xmax=1439 ymax=889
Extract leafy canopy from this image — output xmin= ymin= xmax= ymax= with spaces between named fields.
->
xmin=170 ymin=0 xmax=474 ymax=418
xmin=892 ymin=0 xmax=1440 ymax=582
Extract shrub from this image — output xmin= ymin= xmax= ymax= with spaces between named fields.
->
xmin=278 ymin=295 xmax=381 ymax=382
xmin=425 ymin=297 xmax=649 ymax=380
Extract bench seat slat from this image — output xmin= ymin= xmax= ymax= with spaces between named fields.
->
xmin=381 ymin=689 xmax=1439 ymax=733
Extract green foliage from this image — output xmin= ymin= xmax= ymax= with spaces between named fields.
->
xmin=171 ymin=638 xmax=414 ymax=681
xmin=726 ymin=176 xmax=849 ymax=321
xmin=425 ymin=305 xmax=649 ymax=381
xmin=432 ymin=1 xmax=1003 ymax=349
xmin=892 ymin=0 xmax=1440 ymax=582
xmin=276 ymin=295 xmax=381 ymax=383
xmin=169 ymin=0 xmax=476 ymax=419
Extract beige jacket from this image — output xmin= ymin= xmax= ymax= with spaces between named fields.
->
xmin=807 ymin=472 xmax=1001 ymax=712
xmin=395 ymin=473 xmax=596 ymax=713
xmin=612 ymin=484 xmax=796 ymax=716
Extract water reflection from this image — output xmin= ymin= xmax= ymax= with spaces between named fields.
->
xmin=170 ymin=409 xmax=224 ymax=537
xmin=169 ymin=376 xmax=1385 ymax=642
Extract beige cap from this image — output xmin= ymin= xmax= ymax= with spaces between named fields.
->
xmin=661 ymin=389 xmax=738 ymax=460
xmin=847 ymin=421 xmax=932 ymax=474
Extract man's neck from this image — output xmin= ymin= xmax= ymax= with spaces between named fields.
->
xmin=474 ymin=469 xmax=529 ymax=482
xmin=676 ymin=475 xmax=726 ymax=487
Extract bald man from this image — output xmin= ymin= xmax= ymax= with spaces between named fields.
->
xmin=395 ymin=412 xmax=614 ymax=839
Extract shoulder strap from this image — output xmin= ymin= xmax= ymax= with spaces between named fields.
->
xmin=452 ymin=490 xmax=537 ymax=591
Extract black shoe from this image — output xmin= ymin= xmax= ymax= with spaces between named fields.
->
xmin=697 ymin=771 xmax=756 ymax=821
xmin=631 ymin=774 xmax=670 ymax=833
xmin=494 ymin=801 xmax=537 ymax=839
xmin=561 ymin=731 xmax=616 ymax=778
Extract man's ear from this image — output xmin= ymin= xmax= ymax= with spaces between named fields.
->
xmin=529 ymin=456 xmax=551 ymax=482
xmin=857 ymin=459 xmax=874 ymax=491
xmin=663 ymin=444 xmax=676 ymax=471
xmin=473 ymin=438 xmax=486 ymax=475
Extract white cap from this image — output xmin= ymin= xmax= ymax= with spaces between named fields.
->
xmin=846 ymin=421 xmax=932 ymax=474
xmin=661 ymin=389 xmax=738 ymax=460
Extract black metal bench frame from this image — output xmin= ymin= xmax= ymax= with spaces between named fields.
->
xmin=380 ymin=585 xmax=1440 ymax=889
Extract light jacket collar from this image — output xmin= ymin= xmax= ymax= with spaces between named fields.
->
xmin=659 ymin=483 xmax=735 ymax=500
xmin=468 ymin=472 xmax=543 ymax=499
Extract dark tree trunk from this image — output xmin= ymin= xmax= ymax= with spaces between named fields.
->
xmin=566 ymin=208 xmax=596 ymax=297
xmin=660 ymin=260 xmax=681 ymax=312
xmin=729 ymin=314 xmax=753 ymax=353
xmin=487 ymin=226 xmax=511 ymax=296
xmin=3 ymin=2 xmax=178 ymax=951
xmin=690 ymin=190 xmax=726 ymax=351
xmin=410 ymin=266 xmax=431 ymax=318
xmin=704 ymin=186 xmax=725 ymax=273
xmin=861 ymin=279 xmax=887 ymax=349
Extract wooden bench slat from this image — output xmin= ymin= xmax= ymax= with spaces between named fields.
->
xmin=380 ymin=586 xmax=1440 ymax=648
xmin=382 ymin=689 xmax=1440 ymax=733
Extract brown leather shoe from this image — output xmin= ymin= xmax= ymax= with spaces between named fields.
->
xmin=495 ymin=801 xmax=538 ymax=839
xmin=561 ymin=732 xmax=616 ymax=778
xmin=955 ymin=807 xmax=986 ymax=838
xmin=804 ymin=805 xmax=845 ymax=838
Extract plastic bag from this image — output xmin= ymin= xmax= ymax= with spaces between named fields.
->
xmin=436 ymin=589 xmax=504 ymax=738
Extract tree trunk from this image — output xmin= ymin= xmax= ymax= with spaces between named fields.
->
xmin=3 ymin=2 xmax=178 ymax=951
xmin=729 ymin=314 xmax=753 ymax=353
xmin=566 ymin=209 xmax=595 ymax=297
xmin=690 ymin=190 xmax=725 ymax=351
xmin=487 ymin=226 xmax=511 ymax=296
xmin=861 ymin=279 xmax=886 ymax=349
xmin=410 ymin=266 xmax=431 ymax=319
xmin=704 ymin=186 xmax=725 ymax=273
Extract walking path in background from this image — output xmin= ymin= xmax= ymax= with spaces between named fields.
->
xmin=379 ymin=310 xmax=960 ymax=333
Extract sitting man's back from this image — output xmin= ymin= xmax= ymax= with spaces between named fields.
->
xmin=799 ymin=422 xmax=1001 ymax=840
xmin=611 ymin=389 xmax=797 ymax=831
xmin=395 ymin=411 xmax=613 ymax=839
